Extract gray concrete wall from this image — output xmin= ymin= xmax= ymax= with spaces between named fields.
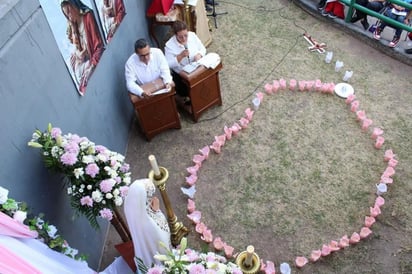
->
xmin=0 ymin=0 xmax=150 ymax=269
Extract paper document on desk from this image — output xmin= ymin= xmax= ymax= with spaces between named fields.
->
xmin=173 ymin=0 xmax=197 ymax=6
xmin=151 ymin=88 xmax=170 ymax=96
xmin=198 ymin=53 xmax=221 ymax=69
xmin=182 ymin=63 xmax=201 ymax=74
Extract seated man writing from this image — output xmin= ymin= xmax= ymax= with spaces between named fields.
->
xmin=125 ymin=38 xmax=174 ymax=98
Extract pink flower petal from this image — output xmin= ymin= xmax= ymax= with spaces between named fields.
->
xmin=201 ymin=228 xmax=213 ymax=243
xmin=365 ymin=216 xmax=376 ymax=228
xmin=195 ymin=222 xmax=207 ymax=234
xmin=310 ymin=249 xmax=322 ymax=262
xmin=356 ymin=110 xmax=366 ymax=121
xmin=187 ymin=210 xmax=202 ymax=224
xmin=295 ymin=256 xmax=308 ymax=268
xmin=193 ymin=154 xmax=206 ymax=165
xmin=388 ymin=158 xmax=398 ymax=168
xmin=213 ymin=237 xmax=224 ymax=251
xmin=264 ymin=83 xmax=273 ymax=94
xmin=210 ymin=142 xmax=222 ymax=154
xmin=371 ymin=127 xmax=384 ymax=140
xmin=187 ymin=164 xmax=200 ymax=176
xmin=384 ymin=166 xmax=395 ymax=177
xmin=263 ymin=260 xmax=276 ymax=274
xmin=185 ymin=174 xmax=198 ymax=186
xmin=187 ymin=199 xmax=195 ymax=213
xmin=245 ymin=108 xmax=254 ymax=121
xmin=289 ymin=79 xmax=297 ymax=91
xmin=380 ymin=176 xmax=393 ymax=184
xmin=375 ymin=196 xmax=385 ymax=208
xmin=230 ymin=123 xmax=241 ymax=135
xmin=329 ymin=240 xmax=340 ymax=252
xmin=272 ymin=80 xmax=279 ymax=93
xmin=349 ymin=232 xmax=360 ymax=244
xmin=345 ymin=94 xmax=356 ymax=104
xmin=321 ymin=244 xmax=331 ymax=256
xmin=370 ymin=205 xmax=381 ymax=217
xmin=338 ymin=235 xmax=350 ymax=248
xmin=256 ymin=92 xmax=264 ymax=101
xmin=360 ymin=227 xmax=372 ymax=239
xmin=224 ymin=126 xmax=233 ymax=140
xmin=361 ymin=118 xmax=373 ymax=131
xmin=298 ymin=80 xmax=306 ymax=91
xmin=350 ymin=100 xmax=359 ymax=112
xmin=223 ymin=243 xmax=234 ymax=258
xmin=384 ymin=149 xmax=395 ymax=161
xmin=199 ymin=146 xmax=210 ymax=159
xmin=239 ymin=117 xmax=249 ymax=129
xmin=279 ymin=78 xmax=287 ymax=90
xmin=375 ymin=136 xmax=385 ymax=149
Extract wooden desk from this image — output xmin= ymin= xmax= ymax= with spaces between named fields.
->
xmin=178 ymin=62 xmax=223 ymax=122
xmin=129 ymin=88 xmax=181 ymax=141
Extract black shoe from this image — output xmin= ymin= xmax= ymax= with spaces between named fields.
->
xmin=405 ymin=48 xmax=412 ymax=54
xmin=205 ymin=4 xmax=212 ymax=12
xmin=350 ymin=15 xmax=360 ymax=23
xmin=361 ymin=19 xmax=370 ymax=30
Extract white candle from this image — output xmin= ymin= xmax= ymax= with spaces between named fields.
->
xmin=148 ymin=155 xmax=161 ymax=176
xmin=244 ymin=245 xmax=254 ymax=267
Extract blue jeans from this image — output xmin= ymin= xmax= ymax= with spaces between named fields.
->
xmin=379 ymin=8 xmax=407 ymax=38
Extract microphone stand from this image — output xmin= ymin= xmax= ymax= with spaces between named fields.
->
xmin=207 ymin=0 xmax=228 ymax=29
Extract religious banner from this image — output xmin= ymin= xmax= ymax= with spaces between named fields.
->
xmin=40 ymin=0 xmax=105 ymax=96
xmin=94 ymin=0 xmax=126 ymax=42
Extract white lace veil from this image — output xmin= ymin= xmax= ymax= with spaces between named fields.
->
xmin=123 ymin=178 xmax=171 ymax=267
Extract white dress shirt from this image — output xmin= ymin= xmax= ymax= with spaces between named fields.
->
xmin=164 ymin=31 xmax=206 ymax=73
xmin=125 ymin=48 xmax=173 ymax=97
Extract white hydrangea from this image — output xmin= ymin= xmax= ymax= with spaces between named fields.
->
xmin=97 ymin=153 xmax=108 ymax=162
xmin=47 ymin=225 xmax=58 ymax=239
xmin=82 ymin=155 xmax=95 ymax=164
xmin=114 ymin=196 xmax=123 ymax=206
xmin=123 ymin=175 xmax=131 ymax=185
xmin=51 ymin=146 xmax=61 ymax=158
xmin=92 ymin=190 xmax=103 ymax=202
xmin=112 ymin=189 xmax=120 ymax=196
xmin=0 ymin=186 xmax=9 ymax=204
xmin=13 ymin=210 xmax=27 ymax=223
xmin=105 ymin=193 xmax=113 ymax=199
xmin=73 ymin=168 xmax=84 ymax=179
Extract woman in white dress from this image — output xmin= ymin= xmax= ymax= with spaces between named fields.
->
xmin=124 ymin=178 xmax=171 ymax=268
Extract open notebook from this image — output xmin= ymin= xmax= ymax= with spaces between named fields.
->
xmin=182 ymin=53 xmax=221 ymax=74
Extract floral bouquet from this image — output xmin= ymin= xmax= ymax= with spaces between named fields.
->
xmin=0 ymin=186 xmax=85 ymax=260
xmin=136 ymin=238 xmax=242 ymax=274
xmin=28 ymin=123 xmax=131 ymax=229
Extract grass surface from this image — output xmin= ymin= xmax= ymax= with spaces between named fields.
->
xmin=101 ymin=0 xmax=412 ymax=272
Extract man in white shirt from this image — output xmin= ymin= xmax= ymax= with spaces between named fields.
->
xmin=125 ymin=38 xmax=173 ymax=97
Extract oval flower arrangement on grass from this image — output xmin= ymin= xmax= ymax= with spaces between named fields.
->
xmin=181 ymin=78 xmax=398 ymax=273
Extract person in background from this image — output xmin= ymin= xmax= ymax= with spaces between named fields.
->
xmin=125 ymin=38 xmax=173 ymax=98
xmin=164 ymin=20 xmax=206 ymax=103
xmin=373 ymin=0 xmax=412 ymax=48
xmin=124 ymin=179 xmax=171 ymax=268
xmin=404 ymin=10 xmax=412 ymax=53
xmin=350 ymin=0 xmax=386 ymax=30
xmin=319 ymin=0 xmax=345 ymax=19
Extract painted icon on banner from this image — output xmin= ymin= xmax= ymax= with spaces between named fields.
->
xmin=94 ymin=0 xmax=126 ymax=42
xmin=40 ymin=0 xmax=105 ymax=96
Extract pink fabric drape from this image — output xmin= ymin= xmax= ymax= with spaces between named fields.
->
xmin=0 ymin=244 xmax=42 ymax=274
xmin=0 ymin=211 xmax=38 ymax=239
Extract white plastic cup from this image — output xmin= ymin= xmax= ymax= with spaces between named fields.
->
xmin=325 ymin=51 xmax=333 ymax=63
xmin=252 ymin=97 xmax=260 ymax=110
xmin=343 ymin=70 xmax=353 ymax=82
xmin=376 ymin=183 xmax=387 ymax=195
xmin=335 ymin=60 xmax=344 ymax=72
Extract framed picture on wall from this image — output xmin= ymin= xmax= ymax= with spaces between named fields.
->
xmin=94 ymin=0 xmax=126 ymax=42
xmin=39 ymin=0 xmax=105 ymax=96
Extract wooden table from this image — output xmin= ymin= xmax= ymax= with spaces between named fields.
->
xmin=178 ymin=62 xmax=223 ymax=122
xmin=129 ymin=88 xmax=181 ymax=141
